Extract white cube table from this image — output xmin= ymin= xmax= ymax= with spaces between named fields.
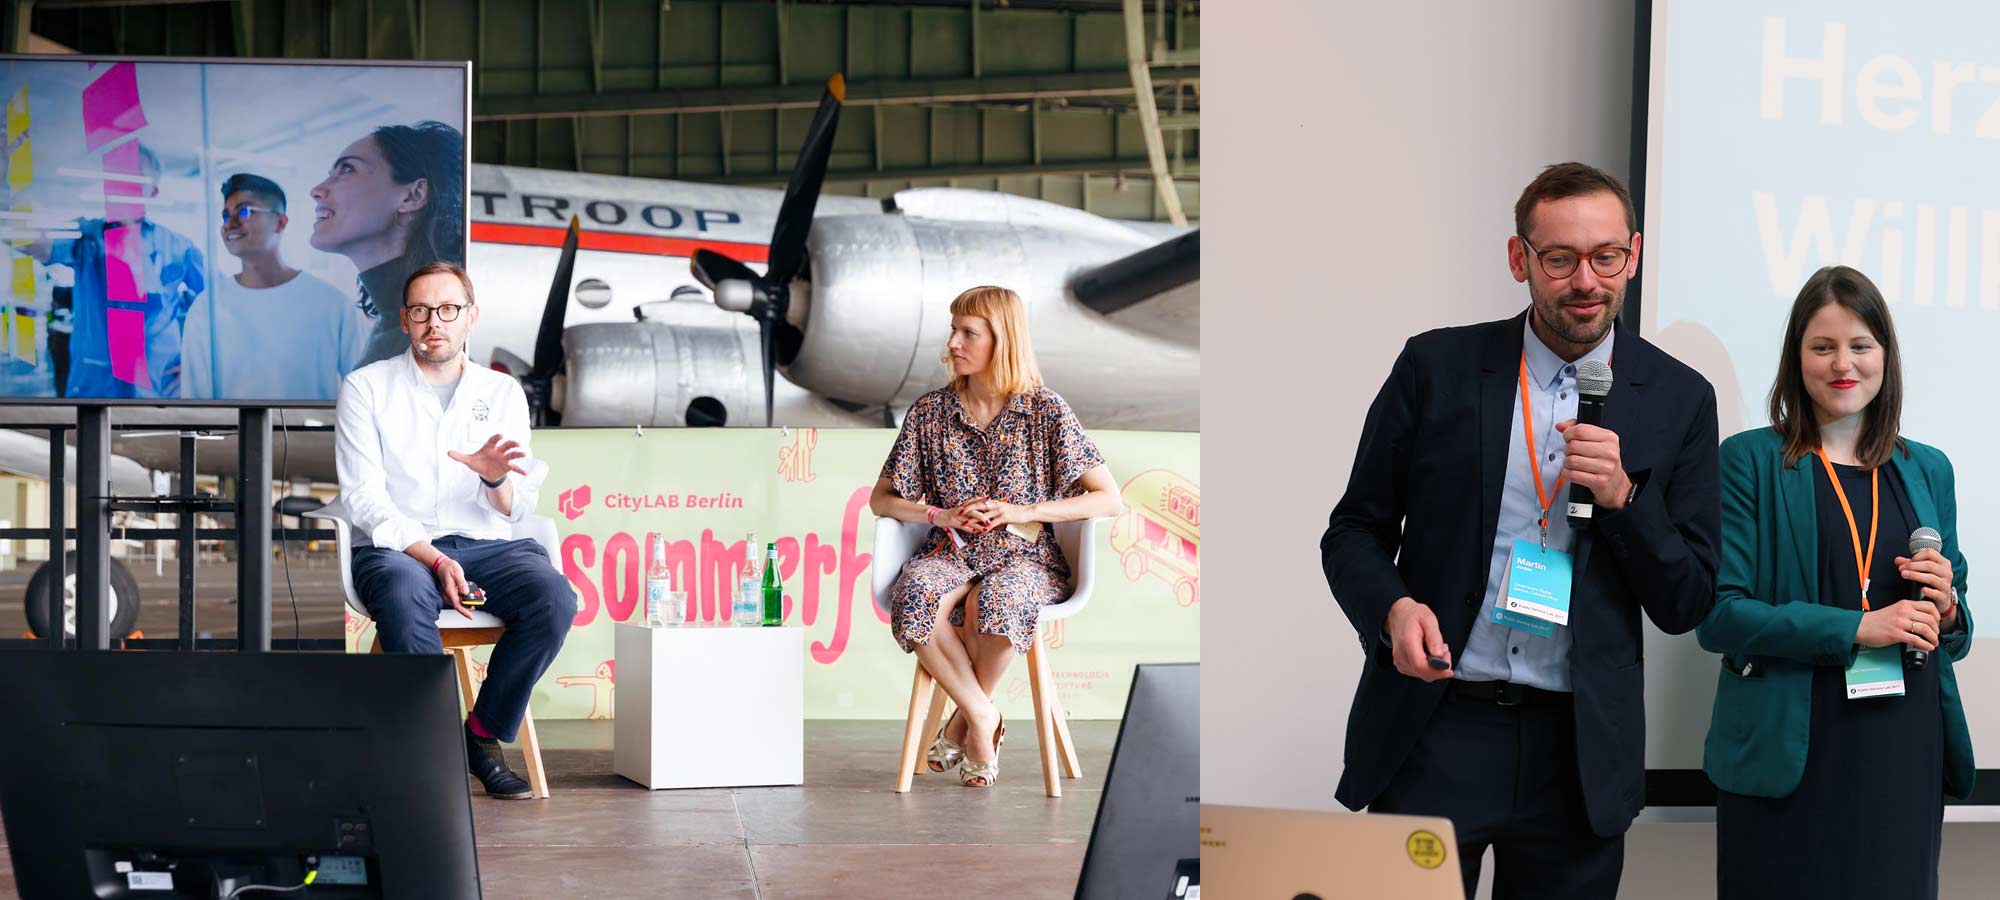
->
xmin=613 ymin=622 xmax=805 ymax=789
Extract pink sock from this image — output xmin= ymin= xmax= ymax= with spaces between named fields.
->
xmin=467 ymin=713 xmax=495 ymax=740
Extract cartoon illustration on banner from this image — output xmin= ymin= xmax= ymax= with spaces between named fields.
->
xmin=1110 ymin=469 xmax=1201 ymax=608
xmin=779 ymin=428 xmax=819 ymax=484
xmin=556 ymin=659 xmax=617 ymax=721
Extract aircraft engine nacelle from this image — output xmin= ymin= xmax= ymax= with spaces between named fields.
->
xmin=556 ymin=299 xmax=763 ymax=427
xmin=784 ymin=214 xmax=1197 ymax=429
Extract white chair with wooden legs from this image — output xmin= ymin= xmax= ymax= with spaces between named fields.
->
xmin=308 ymin=500 xmax=557 ymax=799
xmin=875 ymin=516 xmax=1099 ymax=798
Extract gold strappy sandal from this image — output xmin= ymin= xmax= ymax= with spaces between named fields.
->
xmin=959 ymin=720 xmax=1005 ymax=788
xmin=926 ymin=709 xmax=964 ymax=773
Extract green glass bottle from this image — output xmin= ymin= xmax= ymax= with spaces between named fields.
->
xmin=760 ymin=542 xmax=782 ymax=626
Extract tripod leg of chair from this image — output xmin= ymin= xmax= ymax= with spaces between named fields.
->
xmin=449 ymin=647 xmax=478 ymax=715
xmin=921 ymin=686 xmax=949 ymax=765
xmin=1027 ymin=636 xmax=1062 ymax=798
xmin=1038 ymin=639 xmax=1083 ymax=779
xmin=1053 ymin=706 xmax=1082 ymax=779
xmin=896 ymin=663 xmax=939 ymax=793
xmin=517 ymin=707 xmax=550 ymax=799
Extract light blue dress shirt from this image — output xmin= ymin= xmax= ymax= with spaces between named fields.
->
xmin=1455 ymin=318 xmax=1615 ymax=693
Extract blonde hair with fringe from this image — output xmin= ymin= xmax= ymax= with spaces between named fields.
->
xmin=945 ymin=286 xmax=1044 ymax=396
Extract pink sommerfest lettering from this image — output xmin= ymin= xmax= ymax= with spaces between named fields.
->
xmin=561 ymin=486 xmax=876 ymax=664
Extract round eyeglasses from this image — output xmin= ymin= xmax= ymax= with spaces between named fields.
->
xmin=403 ymin=303 xmax=468 ymax=323
xmin=1520 ymin=237 xmax=1632 ymax=279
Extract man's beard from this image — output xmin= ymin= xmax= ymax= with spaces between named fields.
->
xmin=1536 ymin=289 xmax=1621 ymax=345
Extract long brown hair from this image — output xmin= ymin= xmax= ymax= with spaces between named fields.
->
xmin=1769 ymin=265 xmax=1904 ymax=469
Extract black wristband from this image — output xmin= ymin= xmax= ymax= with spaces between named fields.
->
xmin=480 ymin=474 xmax=506 ymax=489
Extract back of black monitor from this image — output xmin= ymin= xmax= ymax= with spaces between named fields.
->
xmin=0 ymin=650 xmax=480 ymax=899
xmin=1075 ymin=662 xmax=1200 ymax=900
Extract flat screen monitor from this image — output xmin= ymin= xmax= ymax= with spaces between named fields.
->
xmin=0 ymin=55 xmax=469 ymax=405
xmin=1075 ymin=662 xmax=1199 ymax=900
xmin=0 ymin=649 xmax=480 ymax=898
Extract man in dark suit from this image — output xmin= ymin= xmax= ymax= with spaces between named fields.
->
xmin=1322 ymin=162 xmax=1720 ymax=900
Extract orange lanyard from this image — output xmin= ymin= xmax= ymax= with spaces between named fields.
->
xmin=1815 ymin=448 xmax=1879 ymax=611
xmin=1518 ymin=355 xmax=1566 ymax=548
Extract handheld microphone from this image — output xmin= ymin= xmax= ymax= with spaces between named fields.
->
xmin=1906 ymin=527 xmax=1944 ymax=670
xmin=1566 ymin=359 xmax=1614 ymax=528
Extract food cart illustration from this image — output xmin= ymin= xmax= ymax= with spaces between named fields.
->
xmin=1109 ymin=469 xmax=1200 ymax=606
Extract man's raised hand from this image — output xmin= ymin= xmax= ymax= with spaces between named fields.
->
xmin=448 ymin=434 xmax=528 ymax=484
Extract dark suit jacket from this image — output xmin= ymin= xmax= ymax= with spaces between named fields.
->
xmin=1321 ymin=311 xmax=1721 ymax=837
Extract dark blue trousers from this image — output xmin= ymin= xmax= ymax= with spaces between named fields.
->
xmin=352 ymin=535 xmax=576 ymax=743
xmin=1370 ymin=693 xmax=1625 ymax=900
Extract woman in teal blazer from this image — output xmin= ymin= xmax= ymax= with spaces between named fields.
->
xmin=1698 ymin=265 xmax=1972 ymax=900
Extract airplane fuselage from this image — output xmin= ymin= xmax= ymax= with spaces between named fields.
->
xmin=464 ymin=164 xmax=1197 ymax=432
xmin=464 ymin=164 xmax=877 ymax=381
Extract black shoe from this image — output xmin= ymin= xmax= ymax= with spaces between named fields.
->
xmin=465 ymin=724 xmax=534 ymax=800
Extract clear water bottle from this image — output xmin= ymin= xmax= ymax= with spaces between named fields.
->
xmin=734 ymin=533 xmax=761 ymax=626
xmin=645 ymin=534 xmax=675 ymax=627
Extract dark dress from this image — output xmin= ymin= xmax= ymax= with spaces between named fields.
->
xmin=1716 ymin=459 xmax=1944 ymax=900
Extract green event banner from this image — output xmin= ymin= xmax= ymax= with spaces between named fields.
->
xmin=346 ymin=427 xmax=1200 ymax=720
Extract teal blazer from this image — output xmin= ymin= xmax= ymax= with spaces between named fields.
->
xmin=1697 ymin=427 xmax=1974 ymax=799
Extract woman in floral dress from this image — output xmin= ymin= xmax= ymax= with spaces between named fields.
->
xmin=870 ymin=285 xmax=1124 ymax=787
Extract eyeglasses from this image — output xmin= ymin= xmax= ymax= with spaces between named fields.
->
xmin=219 ymin=205 xmax=275 ymax=225
xmin=1519 ymin=237 xmax=1633 ymax=279
xmin=403 ymin=303 xmax=468 ymax=323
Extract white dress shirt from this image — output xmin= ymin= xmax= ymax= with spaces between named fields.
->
xmin=335 ymin=349 xmax=548 ymax=551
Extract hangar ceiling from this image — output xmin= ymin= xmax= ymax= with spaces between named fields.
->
xmin=10 ymin=0 xmax=1199 ymax=222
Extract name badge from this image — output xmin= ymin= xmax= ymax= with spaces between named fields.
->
xmin=1494 ymin=538 xmax=1572 ymax=637
xmin=1844 ymin=645 xmax=1906 ymax=699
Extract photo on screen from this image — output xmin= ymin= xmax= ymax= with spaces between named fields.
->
xmin=0 ymin=56 xmax=468 ymax=405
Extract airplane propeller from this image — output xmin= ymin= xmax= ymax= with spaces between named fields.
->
xmin=691 ymin=73 xmax=844 ymax=427
xmin=523 ymin=215 xmax=581 ymax=427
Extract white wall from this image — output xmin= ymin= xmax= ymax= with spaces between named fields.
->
xmin=1204 ymin=2 xmax=1997 ymax=897
xmin=1203 ymin=0 xmax=1637 ymax=808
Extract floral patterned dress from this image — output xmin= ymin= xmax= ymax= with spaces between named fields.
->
xmin=880 ymin=386 xmax=1106 ymax=654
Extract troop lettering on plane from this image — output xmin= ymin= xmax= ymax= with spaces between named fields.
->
xmin=471 ymin=190 xmax=744 ymax=233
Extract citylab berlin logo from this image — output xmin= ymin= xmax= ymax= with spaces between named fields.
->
xmin=559 ymin=484 xmax=593 ymax=520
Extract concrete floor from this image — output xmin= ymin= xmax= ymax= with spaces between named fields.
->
xmin=0 ymin=718 xmax=1115 ymax=899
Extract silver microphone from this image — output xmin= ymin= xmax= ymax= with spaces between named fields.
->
xmin=1906 ymin=527 xmax=1944 ymax=670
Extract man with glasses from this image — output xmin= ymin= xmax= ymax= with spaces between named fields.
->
xmin=335 ymin=260 xmax=573 ymax=800
xmin=1321 ymin=163 xmax=1721 ymax=898
xmin=182 ymin=173 xmax=363 ymax=399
